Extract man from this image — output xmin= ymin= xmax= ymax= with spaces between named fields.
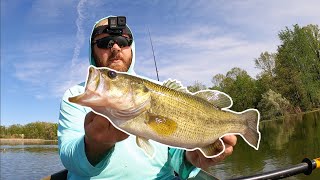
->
xmin=58 ymin=16 xmax=237 ymax=180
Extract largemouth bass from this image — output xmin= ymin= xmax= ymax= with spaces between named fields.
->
xmin=69 ymin=66 xmax=261 ymax=158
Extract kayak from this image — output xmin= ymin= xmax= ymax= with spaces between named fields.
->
xmin=41 ymin=169 xmax=68 ymax=180
xmin=42 ymin=157 xmax=319 ymax=180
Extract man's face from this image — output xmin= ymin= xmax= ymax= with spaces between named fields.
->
xmin=92 ymin=33 xmax=132 ymax=72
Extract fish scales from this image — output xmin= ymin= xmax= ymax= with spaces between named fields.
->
xmin=69 ymin=66 xmax=261 ymax=158
xmin=121 ymin=80 xmax=246 ymax=148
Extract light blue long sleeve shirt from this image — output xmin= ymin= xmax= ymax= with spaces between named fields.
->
xmin=58 ymin=15 xmax=201 ymax=179
xmin=58 ymin=82 xmax=200 ymax=180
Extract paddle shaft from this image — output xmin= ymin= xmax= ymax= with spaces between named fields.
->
xmin=229 ymin=158 xmax=319 ymax=180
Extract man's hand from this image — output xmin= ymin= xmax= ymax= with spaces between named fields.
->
xmin=186 ymin=135 xmax=237 ymax=169
xmin=84 ymin=111 xmax=129 ymax=165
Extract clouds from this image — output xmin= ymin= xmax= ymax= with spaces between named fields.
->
xmin=6 ymin=31 xmax=86 ymax=98
xmin=14 ymin=61 xmax=58 ymax=83
xmin=2 ymin=0 xmax=320 ymax=98
xmin=219 ymin=1 xmax=320 ymax=35
xmin=132 ymin=0 xmax=320 ymax=86
xmin=135 ymin=22 xmax=276 ymax=86
xmin=13 ymin=57 xmax=89 ymax=99
xmin=27 ymin=0 xmax=76 ymax=24
xmin=72 ymin=0 xmax=89 ymax=68
xmin=1 ymin=0 xmax=320 ymax=125
xmin=1 ymin=0 xmax=88 ymax=99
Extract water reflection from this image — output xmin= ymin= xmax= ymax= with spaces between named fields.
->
xmin=208 ymin=110 xmax=320 ymax=180
xmin=0 ymin=143 xmax=63 ymax=180
xmin=1 ymin=145 xmax=58 ymax=153
xmin=0 ymin=111 xmax=319 ymax=179
xmin=0 ymin=140 xmax=58 ymax=146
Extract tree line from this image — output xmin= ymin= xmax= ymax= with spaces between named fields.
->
xmin=187 ymin=24 xmax=320 ymax=120
xmin=0 ymin=122 xmax=58 ymax=140
xmin=1 ymin=24 xmax=319 ymax=138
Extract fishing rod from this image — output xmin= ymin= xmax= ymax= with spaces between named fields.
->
xmin=195 ymin=157 xmax=320 ymax=180
xmin=147 ymin=26 xmax=160 ymax=81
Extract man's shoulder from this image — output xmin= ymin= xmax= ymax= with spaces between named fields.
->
xmin=63 ymin=82 xmax=86 ymax=98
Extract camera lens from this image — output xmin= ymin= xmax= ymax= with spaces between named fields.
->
xmin=117 ymin=16 xmax=126 ymax=26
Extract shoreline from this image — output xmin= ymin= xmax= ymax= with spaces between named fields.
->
xmin=261 ymin=108 xmax=320 ymax=122
xmin=0 ymin=138 xmax=57 ymax=141
xmin=0 ymin=138 xmax=57 ymax=145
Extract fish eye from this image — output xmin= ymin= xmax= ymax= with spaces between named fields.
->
xmin=107 ymin=70 xmax=117 ymax=79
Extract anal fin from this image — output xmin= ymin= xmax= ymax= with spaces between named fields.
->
xmin=199 ymin=139 xmax=225 ymax=158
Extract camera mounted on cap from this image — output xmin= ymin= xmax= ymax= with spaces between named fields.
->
xmin=108 ymin=16 xmax=126 ymax=32
xmin=92 ymin=16 xmax=131 ymax=39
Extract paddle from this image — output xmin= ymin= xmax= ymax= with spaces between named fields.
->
xmin=43 ymin=157 xmax=319 ymax=180
xmin=192 ymin=157 xmax=320 ymax=180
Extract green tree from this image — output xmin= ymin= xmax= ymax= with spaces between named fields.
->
xmin=7 ymin=124 xmax=24 ymax=137
xmin=44 ymin=123 xmax=58 ymax=140
xmin=187 ymin=81 xmax=207 ymax=93
xmin=255 ymin=51 xmax=277 ymax=96
xmin=24 ymin=122 xmax=43 ymax=139
xmin=211 ymin=73 xmax=226 ymax=91
xmin=275 ymin=24 xmax=320 ymax=110
xmin=257 ymin=89 xmax=293 ymax=120
xmin=0 ymin=125 xmax=7 ymax=138
xmin=255 ymin=52 xmax=276 ymax=77
xmin=2 ymin=122 xmax=58 ymax=140
xmin=211 ymin=68 xmax=258 ymax=111
xmin=23 ymin=122 xmax=58 ymax=139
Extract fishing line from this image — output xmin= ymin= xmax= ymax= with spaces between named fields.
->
xmin=147 ymin=26 xmax=160 ymax=81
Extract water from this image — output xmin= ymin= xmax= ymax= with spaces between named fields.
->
xmin=0 ymin=111 xmax=319 ymax=180
xmin=208 ymin=110 xmax=320 ymax=180
xmin=0 ymin=142 xmax=64 ymax=180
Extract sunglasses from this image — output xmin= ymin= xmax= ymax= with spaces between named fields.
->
xmin=92 ymin=36 xmax=133 ymax=49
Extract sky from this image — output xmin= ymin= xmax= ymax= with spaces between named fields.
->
xmin=1 ymin=0 xmax=319 ymax=126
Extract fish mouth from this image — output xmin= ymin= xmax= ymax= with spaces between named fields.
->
xmin=68 ymin=66 xmax=107 ymax=106
xmin=68 ymin=66 xmax=101 ymax=104
xmin=86 ymin=66 xmax=101 ymax=91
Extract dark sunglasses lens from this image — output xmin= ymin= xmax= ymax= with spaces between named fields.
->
xmin=96 ymin=36 xmax=131 ymax=49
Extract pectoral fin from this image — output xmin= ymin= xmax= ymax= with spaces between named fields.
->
xmin=136 ymin=136 xmax=155 ymax=158
xmin=199 ymin=139 xmax=225 ymax=158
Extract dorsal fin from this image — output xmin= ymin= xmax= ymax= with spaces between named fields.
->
xmin=193 ymin=90 xmax=233 ymax=109
xmin=162 ymin=79 xmax=188 ymax=93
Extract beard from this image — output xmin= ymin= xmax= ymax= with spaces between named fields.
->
xmin=93 ymin=50 xmax=132 ymax=72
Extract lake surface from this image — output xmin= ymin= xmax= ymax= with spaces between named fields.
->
xmin=0 ymin=111 xmax=319 ymax=180
xmin=208 ymin=110 xmax=320 ymax=180
xmin=0 ymin=142 xmax=64 ymax=180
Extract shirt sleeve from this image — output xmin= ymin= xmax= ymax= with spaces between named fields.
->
xmin=168 ymin=148 xmax=201 ymax=180
xmin=58 ymin=86 xmax=114 ymax=177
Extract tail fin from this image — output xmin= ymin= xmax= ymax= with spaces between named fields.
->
xmin=240 ymin=109 xmax=261 ymax=150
